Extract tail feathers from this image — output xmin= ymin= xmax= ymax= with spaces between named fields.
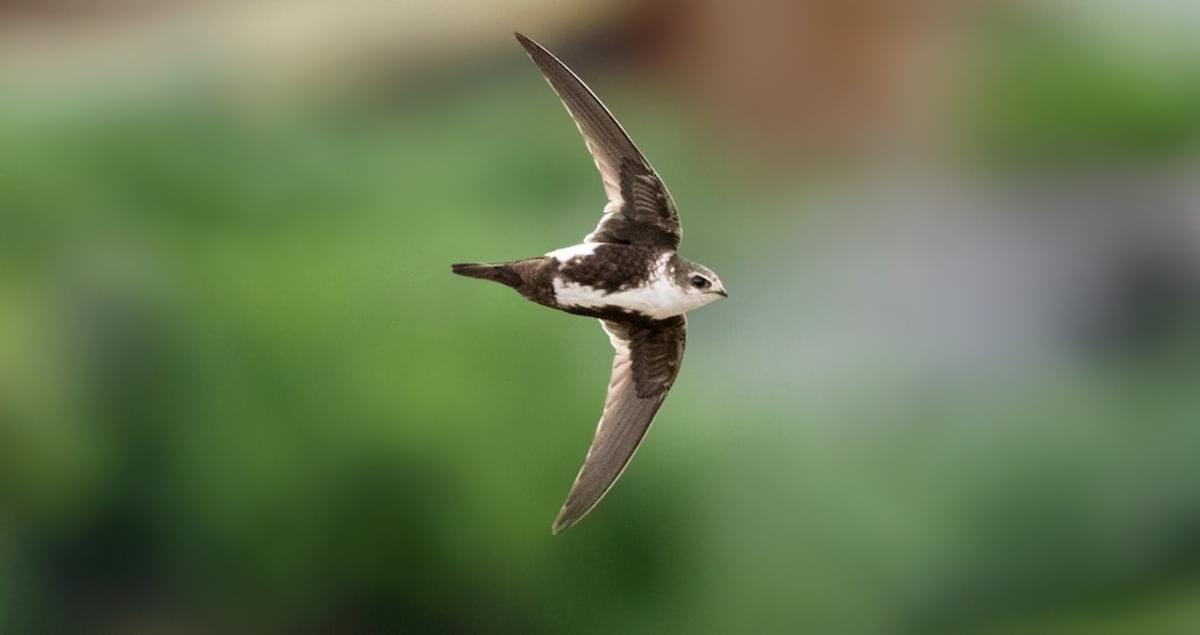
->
xmin=451 ymin=262 xmax=523 ymax=288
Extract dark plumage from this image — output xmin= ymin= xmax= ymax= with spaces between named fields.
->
xmin=451 ymin=33 xmax=728 ymax=533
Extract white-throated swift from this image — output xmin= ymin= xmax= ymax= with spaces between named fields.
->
xmin=452 ymin=33 xmax=728 ymax=533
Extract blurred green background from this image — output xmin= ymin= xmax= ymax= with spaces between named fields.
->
xmin=3 ymin=1 xmax=1200 ymax=633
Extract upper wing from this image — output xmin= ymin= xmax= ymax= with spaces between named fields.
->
xmin=516 ymin=33 xmax=681 ymax=250
xmin=552 ymin=316 xmax=687 ymax=533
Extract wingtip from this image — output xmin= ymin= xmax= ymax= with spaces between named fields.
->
xmin=550 ymin=513 xmax=574 ymax=536
xmin=551 ymin=498 xmax=588 ymax=535
xmin=514 ymin=32 xmax=547 ymax=57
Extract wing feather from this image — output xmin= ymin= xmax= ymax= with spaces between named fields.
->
xmin=551 ymin=316 xmax=687 ymax=533
xmin=516 ymin=33 xmax=681 ymax=250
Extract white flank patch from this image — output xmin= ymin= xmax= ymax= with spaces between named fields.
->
xmin=553 ymin=252 xmax=702 ymax=320
xmin=546 ymin=242 xmax=600 ymax=262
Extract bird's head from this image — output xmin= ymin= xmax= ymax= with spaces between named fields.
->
xmin=670 ymin=256 xmax=728 ymax=309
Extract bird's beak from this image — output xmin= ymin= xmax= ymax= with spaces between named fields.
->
xmin=716 ymin=289 xmax=728 ymax=298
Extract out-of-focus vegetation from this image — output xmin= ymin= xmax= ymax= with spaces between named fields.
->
xmin=970 ymin=12 xmax=1200 ymax=165
xmin=2 ymin=2 xmax=1200 ymax=633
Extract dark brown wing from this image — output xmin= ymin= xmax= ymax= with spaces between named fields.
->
xmin=515 ymin=33 xmax=681 ymax=250
xmin=552 ymin=316 xmax=687 ymax=534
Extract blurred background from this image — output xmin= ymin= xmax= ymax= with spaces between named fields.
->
xmin=3 ymin=0 xmax=1200 ymax=632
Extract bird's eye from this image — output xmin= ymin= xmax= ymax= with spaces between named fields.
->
xmin=690 ymin=275 xmax=710 ymax=289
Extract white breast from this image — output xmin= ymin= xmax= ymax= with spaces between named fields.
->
xmin=552 ymin=252 xmax=692 ymax=320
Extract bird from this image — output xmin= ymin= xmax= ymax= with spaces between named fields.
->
xmin=452 ymin=33 xmax=728 ymax=534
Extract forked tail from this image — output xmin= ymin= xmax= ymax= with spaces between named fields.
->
xmin=450 ymin=262 xmax=523 ymax=288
